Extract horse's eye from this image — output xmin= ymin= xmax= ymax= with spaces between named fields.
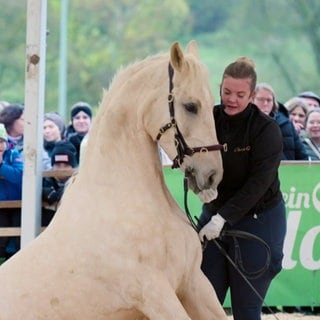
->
xmin=183 ymin=103 xmax=198 ymax=114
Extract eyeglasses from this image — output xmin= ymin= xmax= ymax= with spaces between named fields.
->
xmin=255 ymin=97 xmax=273 ymax=103
xmin=308 ymin=120 xmax=320 ymax=125
xmin=308 ymin=103 xmax=320 ymax=108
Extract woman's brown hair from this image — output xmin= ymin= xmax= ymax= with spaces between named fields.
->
xmin=222 ymin=57 xmax=257 ymax=93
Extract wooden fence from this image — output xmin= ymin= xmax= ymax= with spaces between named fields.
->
xmin=0 ymin=169 xmax=76 ymax=237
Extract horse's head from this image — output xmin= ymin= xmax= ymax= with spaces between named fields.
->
xmin=156 ymin=41 xmax=224 ymax=202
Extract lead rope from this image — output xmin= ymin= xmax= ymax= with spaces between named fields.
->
xmin=183 ymin=176 xmax=281 ymax=320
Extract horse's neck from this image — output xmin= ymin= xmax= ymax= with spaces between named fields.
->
xmin=78 ymin=55 xmax=170 ymax=195
xmin=81 ymin=131 xmax=165 ymax=194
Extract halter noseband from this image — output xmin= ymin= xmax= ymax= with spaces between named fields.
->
xmin=156 ymin=63 xmax=227 ymax=169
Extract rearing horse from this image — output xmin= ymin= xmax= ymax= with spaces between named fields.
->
xmin=0 ymin=41 xmax=227 ymax=319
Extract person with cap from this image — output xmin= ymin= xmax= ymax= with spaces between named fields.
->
xmin=298 ymin=91 xmax=320 ymax=111
xmin=65 ymin=101 xmax=93 ymax=164
xmin=0 ymin=123 xmax=23 ymax=260
xmin=42 ymin=141 xmax=78 ymax=226
xmin=0 ymin=103 xmax=52 ymax=170
xmin=43 ymin=112 xmax=66 ymax=158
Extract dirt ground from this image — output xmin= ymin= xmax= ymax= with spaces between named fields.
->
xmin=227 ymin=313 xmax=320 ymax=319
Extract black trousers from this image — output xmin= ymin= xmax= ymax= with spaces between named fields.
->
xmin=199 ymin=200 xmax=286 ymax=320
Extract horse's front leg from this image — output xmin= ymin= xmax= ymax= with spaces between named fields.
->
xmin=180 ymin=265 xmax=227 ymax=320
xmin=133 ymin=270 xmax=192 ymax=320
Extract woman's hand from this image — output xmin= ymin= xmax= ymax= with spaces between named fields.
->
xmin=199 ymin=213 xmax=226 ymax=241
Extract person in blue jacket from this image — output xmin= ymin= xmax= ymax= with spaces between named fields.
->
xmin=0 ymin=123 xmax=23 ymax=260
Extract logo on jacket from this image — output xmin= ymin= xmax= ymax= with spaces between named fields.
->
xmin=234 ymin=146 xmax=251 ymax=152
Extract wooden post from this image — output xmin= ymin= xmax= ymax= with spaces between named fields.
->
xmin=58 ymin=0 xmax=69 ymax=120
xmin=21 ymin=0 xmax=47 ymax=247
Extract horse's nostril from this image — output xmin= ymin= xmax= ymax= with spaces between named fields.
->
xmin=208 ymin=171 xmax=215 ymax=187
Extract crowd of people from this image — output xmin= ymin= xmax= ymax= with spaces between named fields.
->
xmin=0 ymin=101 xmax=93 ymax=260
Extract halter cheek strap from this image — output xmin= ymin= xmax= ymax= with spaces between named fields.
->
xmin=157 ymin=63 xmax=227 ymax=169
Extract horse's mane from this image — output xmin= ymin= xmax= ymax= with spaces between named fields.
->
xmin=106 ymin=52 xmax=169 ymax=94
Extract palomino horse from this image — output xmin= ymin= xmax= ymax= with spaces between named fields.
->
xmin=0 ymin=41 xmax=226 ymax=319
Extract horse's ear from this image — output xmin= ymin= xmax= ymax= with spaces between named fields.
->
xmin=170 ymin=42 xmax=185 ymax=72
xmin=186 ymin=40 xmax=199 ymax=59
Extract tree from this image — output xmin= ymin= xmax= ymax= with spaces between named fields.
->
xmin=186 ymin=0 xmax=237 ymax=33
xmin=224 ymin=0 xmax=320 ymax=100
xmin=48 ymin=0 xmax=191 ymax=114
xmin=1 ymin=0 xmax=319 ymax=109
xmin=0 ymin=0 xmax=190 ymax=113
xmin=0 ymin=2 xmax=27 ymax=104
xmin=291 ymin=0 xmax=320 ymax=75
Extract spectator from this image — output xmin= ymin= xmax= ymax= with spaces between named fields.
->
xmin=284 ymin=97 xmax=308 ymax=137
xmin=0 ymin=123 xmax=23 ymax=260
xmin=198 ymin=57 xmax=286 ymax=320
xmin=283 ymin=106 xmax=319 ymax=315
xmin=0 ymin=104 xmax=51 ymax=170
xmin=302 ymin=108 xmax=320 ymax=160
xmin=66 ymin=102 xmax=92 ymax=164
xmin=253 ymin=83 xmax=308 ymax=160
xmin=43 ymin=112 xmax=66 ymax=158
xmin=298 ymin=91 xmax=320 ymax=111
xmin=42 ymin=141 xmax=77 ymax=226
xmin=0 ymin=104 xmax=24 ymax=154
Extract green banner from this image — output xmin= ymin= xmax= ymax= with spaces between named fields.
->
xmin=163 ymin=162 xmax=320 ymax=307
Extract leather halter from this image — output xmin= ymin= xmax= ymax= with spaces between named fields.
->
xmin=156 ymin=63 xmax=227 ymax=169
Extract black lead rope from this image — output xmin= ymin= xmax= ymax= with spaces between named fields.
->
xmin=211 ymin=238 xmax=280 ymax=320
xmin=183 ymin=176 xmax=280 ymax=320
xmin=183 ymin=177 xmax=200 ymax=232
xmin=223 ymin=229 xmax=271 ymax=280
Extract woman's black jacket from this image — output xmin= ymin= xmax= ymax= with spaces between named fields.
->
xmin=203 ymin=103 xmax=283 ymax=225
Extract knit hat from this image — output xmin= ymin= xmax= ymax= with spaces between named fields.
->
xmin=0 ymin=123 xmax=7 ymax=141
xmin=298 ymin=91 xmax=320 ymax=104
xmin=0 ymin=104 xmax=24 ymax=132
xmin=70 ymin=102 xmax=92 ymax=119
xmin=44 ymin=112 xmax=66 ymax=137
xmin=51 ymin=141 xmax=77 ymax=168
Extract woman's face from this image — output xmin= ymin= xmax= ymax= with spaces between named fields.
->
xmin=253 ymin=88 xmax=274 ymax=115
xmin=72 ymin=111 xmax=91 ymax=134
xmin=305 ymin=111 xmax=320 ymax=140
xmin=220 ymin=76 xmax=254 ymax=116
xmin=10 ymin=113 xmax=24 ymax=137
xmin=53 ymin=162 xmax=73 ymax=182
xmin=289 ymin=106 xmax=306 ymax=126
xmin=43 ymin=119 xmax=61 ymax=142
xmin=302 ymin=97 xmax=320 ymax=111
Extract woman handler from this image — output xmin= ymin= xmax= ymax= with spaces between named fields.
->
xmin=198 ymin=57 xmax=286 ymax=320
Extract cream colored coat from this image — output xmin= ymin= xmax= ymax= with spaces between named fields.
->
xmin=0 ymin=41 xmax=226 ymax=320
